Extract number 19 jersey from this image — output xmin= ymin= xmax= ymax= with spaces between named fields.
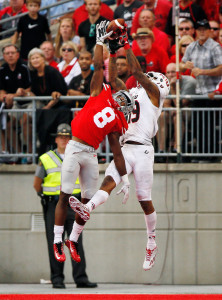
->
xmin=71 ymin=84 xmax=128 ymax=149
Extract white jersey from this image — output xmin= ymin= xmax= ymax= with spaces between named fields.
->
xmin=122 ymin=85 xmax=164 ymax=145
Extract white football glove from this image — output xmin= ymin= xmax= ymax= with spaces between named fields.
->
xmin=96 ymin=20 xmax=113 ymax=46
xmin=116 ymin=174 xmax=130 ymax=204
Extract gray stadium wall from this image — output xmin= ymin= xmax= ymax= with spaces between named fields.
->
xmin=0 ymin=164 xmax=222 ymax=284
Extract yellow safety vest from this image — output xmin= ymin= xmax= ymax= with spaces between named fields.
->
xmin=40 ymin=150 xmax=80 ymax=196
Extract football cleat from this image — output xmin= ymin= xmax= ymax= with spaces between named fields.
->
xmin=65 ymin=239 xmax=81 ymax=263
xmin=143 ymin=246 xmax=158 ymax=271
xmin=69 ymin=196 xmax=90 ymax=221
xmin=54 ymin=242 xmax=66 ymax=262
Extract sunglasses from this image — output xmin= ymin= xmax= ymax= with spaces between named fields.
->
xmin=181 ymin=44 xmax=190 ymax=48
xmin=179 ymin=27 xmax=191 ymax=31
xmin=211 ymin=27 xmax=219 ymax=31
xmin=62 ymin=48 xmax=74 ymax=52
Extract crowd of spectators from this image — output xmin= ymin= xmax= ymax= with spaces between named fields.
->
xmin=1 ymin=0 xmax=222 ymax=163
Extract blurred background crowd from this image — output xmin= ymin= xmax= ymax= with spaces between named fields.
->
xmin=1 ymin=0 xmax=222 ymax=164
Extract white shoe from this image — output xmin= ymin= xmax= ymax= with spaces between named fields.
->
xmin=143 ymin=246 xmax=158 ymax=271
xmin=69 ymin=196 xmax=90 ymax=221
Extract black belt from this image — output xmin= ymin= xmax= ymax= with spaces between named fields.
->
xmin=44 ymin=195 xmax=59 ymax=202
xmin=125 ymin=140 xmax=144 ymax=145
xmin=44 ymin=193 xmax=81 ymax=202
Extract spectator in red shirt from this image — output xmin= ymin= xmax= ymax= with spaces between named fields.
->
xmin=132 ymin=27 xmax=169 ymax=74
xmin=131 ymin=9 xmax=170 ymax=54
xmin=40 ymin=41 xmax=59 ymax=70
xmin=131 ymin=0 xmax=172 ymax=35
xmin=72 ymin=0 xmax=113 ymax=34
xmin=0 ymin=0 xmax=28 ymax=39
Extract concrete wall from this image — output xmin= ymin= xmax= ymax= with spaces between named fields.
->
xmin=0 ymin=164 xmax=222 ymax=284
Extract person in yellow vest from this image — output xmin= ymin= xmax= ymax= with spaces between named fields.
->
xmin=33 ymin=123 xmax=97 ymax=289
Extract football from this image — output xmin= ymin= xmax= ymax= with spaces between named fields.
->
xmin=106 ymin=18 xmax=125 ymax=39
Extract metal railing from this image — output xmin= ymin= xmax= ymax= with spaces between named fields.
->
xmin=0 ymin=95 xmax=222 ymax=164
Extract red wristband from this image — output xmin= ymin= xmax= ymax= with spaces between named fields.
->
xmin=124 ymin=43 xmax=130 ymax=50
xmin=110 ymin=53 xmax=117 ymax=57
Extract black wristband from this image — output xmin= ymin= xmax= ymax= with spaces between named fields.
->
xmin=37 ymin=191 xmax=44 ymax=198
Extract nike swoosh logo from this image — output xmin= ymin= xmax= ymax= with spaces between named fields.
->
xmin=28 ymin=24 xmax=38 ymax=29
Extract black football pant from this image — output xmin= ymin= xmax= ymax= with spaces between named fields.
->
xmin=42 ymin=194 xmax=88 ymax=285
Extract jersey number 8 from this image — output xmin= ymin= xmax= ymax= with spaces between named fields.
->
xmin=94 ymin=107 xmax=115 ymax=128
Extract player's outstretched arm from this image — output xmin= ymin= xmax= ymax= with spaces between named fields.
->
xmin=119 ymin=31 xmax=160 ymax=106
xmin=90 ymin=43 xmax=104 ymax=97
xmin=108 ymin=39 xmax=127 ymax=92
xmin=90 ymin=21 xmax=113 ymax=97
xmin=126 ymin=48 xmax=160 ymax=106
xmin=126 ymin=48 xmax=159 ymax=104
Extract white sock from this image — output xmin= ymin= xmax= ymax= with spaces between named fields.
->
xmin=69 ymin=221 xmax=84 ymax=242
xmin=144 ymin=211 xmax=157 ymax=249
xmin=54 ymin=225 xmax=64 ymax=244
xmin=86 ymin=190 xmax=109 ymax=212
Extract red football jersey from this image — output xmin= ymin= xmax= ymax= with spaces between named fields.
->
xmin=71 ymin=84 xmax=128 ymax=149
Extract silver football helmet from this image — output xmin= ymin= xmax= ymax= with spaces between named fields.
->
xmin=146 ymin=72 xmax=170 ymax=98
xmin=113 ymin=90 xmax=135 ymax=118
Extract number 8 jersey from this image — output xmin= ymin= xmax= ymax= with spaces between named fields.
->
xmin=71 ymin=84 xmax=128 ymax=149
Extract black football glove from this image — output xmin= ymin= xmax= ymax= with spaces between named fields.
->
xmin=108 ymin=38 xmax=124 ymax=54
